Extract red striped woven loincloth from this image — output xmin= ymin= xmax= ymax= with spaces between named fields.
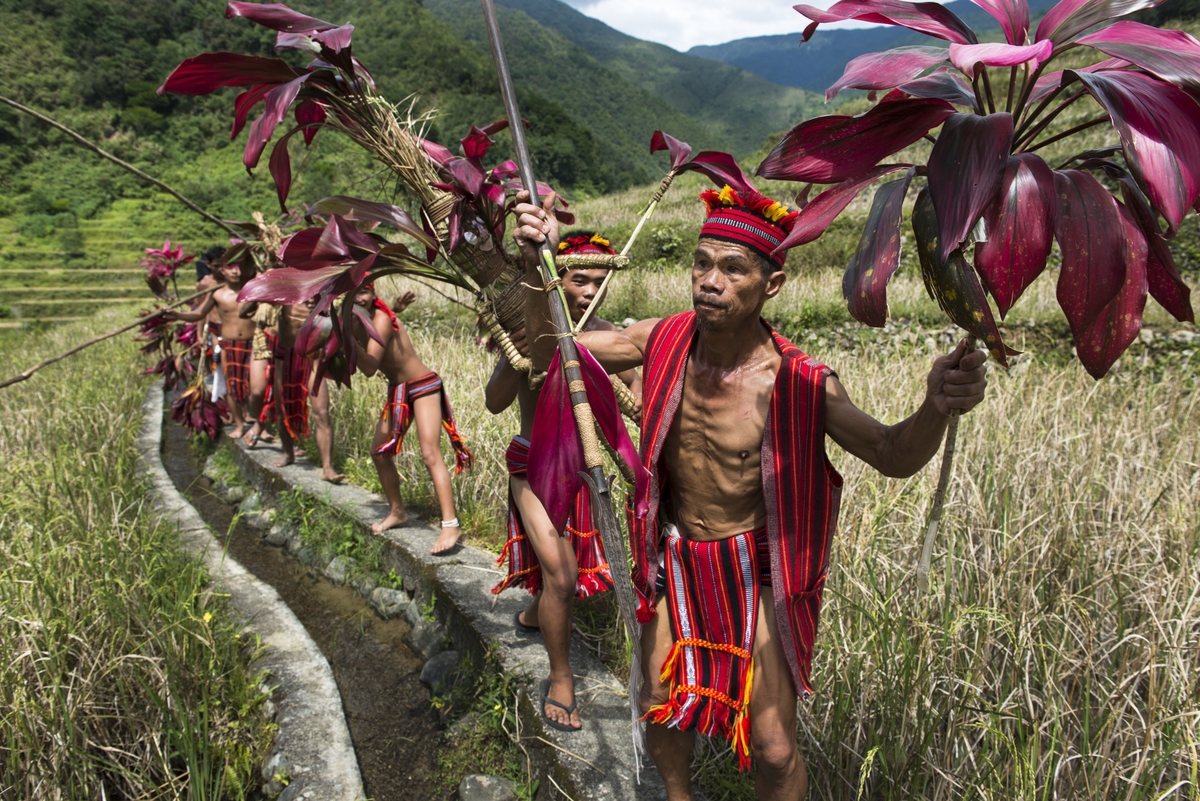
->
xmin=272 ymin=340 xmax=310 ymax=438
xmin=375 ymin=372 xmax=473 ymax=474
xmin=644 ymin=524 xmax=764 ymax=771
xmin=219 ymin=338 xmax=252 ymax=403
xmin=491 ymin=436 xmax=613 ymax=598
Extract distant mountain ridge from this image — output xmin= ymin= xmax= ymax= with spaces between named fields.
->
xmin=431 ymin=0 xmax=825 ymax=156
xmin=687 ymin=0 xmax=1058 ymax=95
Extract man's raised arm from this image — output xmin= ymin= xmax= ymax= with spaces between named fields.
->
xmin=825 ymin=339 xmax=989 ymax=478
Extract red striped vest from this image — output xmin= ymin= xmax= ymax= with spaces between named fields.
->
xmin=631 ymin=311 xmax=843 ymax=697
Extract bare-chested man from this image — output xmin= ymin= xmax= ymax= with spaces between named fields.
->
xmin=486 ymin=231 xmax=642 ymax=732
xmin=270 ymin=299 xmax=344 ymax=483
xmin=350 ymin=284 xmax=472 ymax=554
xmin=516 ymin=185 xmax=988 ymax=799
xmin=169 ymin=255 xmax=257 ymax=438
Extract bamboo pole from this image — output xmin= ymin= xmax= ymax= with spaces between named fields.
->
xmin=0 ymin=286 xmax=222 ymax=391
xmin=478 ymin=0 xmax=642 ymax=664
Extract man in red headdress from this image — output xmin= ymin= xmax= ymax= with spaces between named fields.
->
xmin=486 ymin=231 xmax=642 ymax=732
xmin=515 ymin=186 xmax=989 ymax=799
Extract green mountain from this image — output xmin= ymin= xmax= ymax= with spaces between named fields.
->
xmin=462 ymin=0 xmax=827 ymax=154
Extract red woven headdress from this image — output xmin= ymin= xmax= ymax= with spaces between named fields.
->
xmin=558 ymin=231 xmax=617 ymax=257
xmin=699 ymin=185 xmax=799 ymax=268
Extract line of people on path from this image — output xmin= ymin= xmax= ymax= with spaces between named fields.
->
xmin=168 ymin=182 xmax=989 ymax=801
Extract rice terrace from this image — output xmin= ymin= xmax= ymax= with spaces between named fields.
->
xmin=1 ymin=0 xmax=1198 ymax=799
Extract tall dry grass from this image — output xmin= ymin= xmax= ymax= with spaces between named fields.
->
xmin=0 ymin=312 xmax=273 ymax=800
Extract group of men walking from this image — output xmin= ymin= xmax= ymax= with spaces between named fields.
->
xmin=178 ymin=181 xmax=990 ymax=800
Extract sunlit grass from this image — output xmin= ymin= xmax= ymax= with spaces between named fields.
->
xmin=0 ymin=310 xmax=274 ymax=799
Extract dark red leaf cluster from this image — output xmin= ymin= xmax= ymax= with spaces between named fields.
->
xmin=762 ymin=0 xmax=1198 ymax=377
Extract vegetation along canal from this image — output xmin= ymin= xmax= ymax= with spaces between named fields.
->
xmin=160 ymin=411 xmax=441 ymax=800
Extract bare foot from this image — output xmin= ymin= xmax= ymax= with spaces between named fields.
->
xmin=321 ymin=470 xmax=346 ymax=484
xmin=544 ymin=676 xmax=582 ymax=730
xmin=227 ymin=425 xmax=246 ymax=440
xmin=272 ymin=454 xmax=295 ymax=468
xmin=258 ymin=430 xmax=274 ymax=443
xmin=372 ymin=512 xmax=409 ymax=533
xmin=294 ymin=447 xmax=307 ymax=458
xmin=243 ymin=425 xmax=262 ymax=448
xmin=431 ymin=524 xmax=461 ymax=555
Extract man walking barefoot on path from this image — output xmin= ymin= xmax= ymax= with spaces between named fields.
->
xmin=486 ymin=232 xmax=642 ymax=732
xmin=350 ymin=284 xmax=472 ymax=553
xmin=168 ymin=255 xmax=257 ymax=438
xmin=516 ymin=186 xmax=989 ymax=799
xmin=272 ymin=300 xmax=345 ymax=483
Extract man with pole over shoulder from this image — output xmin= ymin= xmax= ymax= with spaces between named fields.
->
xmin=514 ymin=184 xmax=990 ymax=800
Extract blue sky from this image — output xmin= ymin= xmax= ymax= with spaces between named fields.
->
xmin=557 ymin=0 xmax=880 ymax=51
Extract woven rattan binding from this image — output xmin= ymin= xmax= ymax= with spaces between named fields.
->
xmin=556 ymin=253 xmax=630 ymax=271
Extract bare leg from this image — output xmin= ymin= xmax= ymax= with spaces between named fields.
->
xmin=511 ymin=476 xmax=581 ymax=729
xmin=221 ymin=350 xmax=247 ymax=438
xmin=370 ymin=415 xmax=409 ymax=532
xmin=244 ymin=354 xmax=270 ymax=446
xmin=749 ymin=587 xmax=807 ymax=801
xmin=518 ymin=593 xmax=541 ymax=628
xmin=271 ymin=359 xmax=294 ymax=468
xmin=639 ymin=595 xmax=697 ymax=800
xmin=308 ymin=374 xmax=344 ymax=482
xmin=412 ymin=393 xmax=461 ymax=554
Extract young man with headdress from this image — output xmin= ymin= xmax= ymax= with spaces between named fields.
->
xmin=349 ymin=282 xmax=472 ymax=553
xmin=169 ymin=252 xmax=258 ymax=439
xmin=239 ymin=300 xmax=279 ymax=448
xmin=515 ymin=187 xmax=988 ymax=798
xmin=194 ymin=246 xmax=224 ymax=385
xmin=485 ymin=231 xmax=642 ymax=732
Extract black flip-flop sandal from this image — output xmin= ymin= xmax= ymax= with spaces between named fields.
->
xmin=514 ymin=610 xmax=540 ymax=635
xmin=539 ymin=678 xmax=581 ymax=732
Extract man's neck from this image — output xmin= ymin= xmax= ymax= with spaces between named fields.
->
xmin=693 ymin=311 xmax=772 ymax=370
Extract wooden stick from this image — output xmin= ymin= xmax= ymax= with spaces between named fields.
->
xmin=916 ymin=335 xmax=977 ymax=594
xmin=0 ymin=286 xmax=221 ymax=391
xmin=0 ymin=95 xmax=238 ymax=236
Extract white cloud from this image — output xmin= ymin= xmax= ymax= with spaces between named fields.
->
xmin=557 ymin=0 xmax=822 ymax=50
xmin=556 ymin=0 xmax=917 ymax=51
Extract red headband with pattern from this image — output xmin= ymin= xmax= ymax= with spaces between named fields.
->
xmin=699 ymin=185 xmax=798 ymax=268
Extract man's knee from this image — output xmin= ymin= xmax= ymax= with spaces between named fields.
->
xmin=419 ymin=442 xmax=442 ymax=467
xmin=541 ymin=563 xmax=577 ymax=599
xmin=751 ymin=726 xmax=800 ymax=774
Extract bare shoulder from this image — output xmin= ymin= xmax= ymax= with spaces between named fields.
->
xmin=622 ymin=318 xmax=661 ymax=350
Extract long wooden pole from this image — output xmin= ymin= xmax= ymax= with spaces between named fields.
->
xmin=478 ymin=0 xmax=642 ymax=663
xmin=0 ymin=95 xmax=238 ymax=236
xmin=0 ymin=286 xmax=221 ymax=391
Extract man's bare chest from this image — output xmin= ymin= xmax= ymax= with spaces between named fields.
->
xmin=663 ymin=364 xmax=775 ymax=471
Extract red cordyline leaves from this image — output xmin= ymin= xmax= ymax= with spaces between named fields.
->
xmin=143 ymin=239 xmax=195 ymax=299
xmin=173 ymin=381 xmax=230 ymax=441
xmin=764 ymin=0 xmax=1197 ymax=377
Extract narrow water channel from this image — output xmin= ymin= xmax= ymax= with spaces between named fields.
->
xmin=160 ymin=414 xmax=444 ymax=801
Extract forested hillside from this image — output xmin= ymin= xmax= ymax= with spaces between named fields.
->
xmin=0 ymin=0 xmax=819 ymax=306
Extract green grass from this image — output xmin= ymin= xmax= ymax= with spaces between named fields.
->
xmin=0 ymin=309 xmax=274 ymax=799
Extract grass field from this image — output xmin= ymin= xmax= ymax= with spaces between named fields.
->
xmin=0 ymin=310 xmax=274 ymax=799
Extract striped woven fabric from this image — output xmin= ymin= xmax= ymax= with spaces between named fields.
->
xmin=375 ymin=372 xmax=473 ymax=474
xmin=272 ymin=340 xmax=310 ymax=438
xmin=219 ymin=338 xmax=252 ymax=403
xmin=631 ymin=311 xmax=842 ymax=699
xmin=491 ymin=436 xmax=613 ymax=598
xmin=644 ymin=524 xmax=761 ymax=770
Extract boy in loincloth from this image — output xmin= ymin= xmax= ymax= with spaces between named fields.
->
xmin=271 ymin=299 xmax=345 ymax=483
xmin=516 ymin=187 xmax=989 ymax=798
xmin=350 ymin=284 xmax=472 ymax=553
xmin=168 ymin=253 xmax=257 ymax=438
xmin=485 ymin=231 xmax=642 ymax=732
